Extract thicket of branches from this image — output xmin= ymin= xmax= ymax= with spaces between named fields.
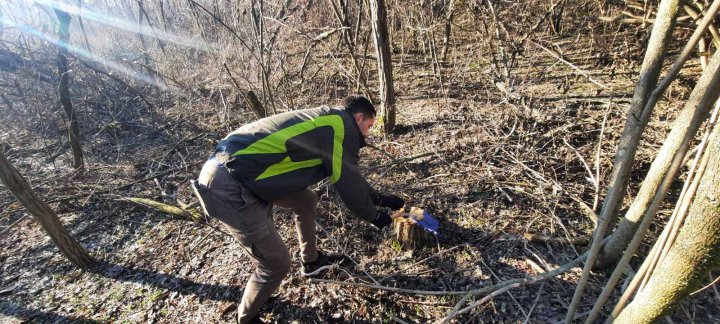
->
xmin=1 ymin=0 xmax=720 ymax=322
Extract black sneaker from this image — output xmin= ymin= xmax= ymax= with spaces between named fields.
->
xmin=301 ymin=251 xmax=345 ymax=277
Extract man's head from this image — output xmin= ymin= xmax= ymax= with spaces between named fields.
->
xmin=341 ymin=95 xmax=376 ymax=137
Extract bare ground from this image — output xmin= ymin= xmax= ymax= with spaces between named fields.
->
xmin=2 ymin=3 xmax=720 ymax=323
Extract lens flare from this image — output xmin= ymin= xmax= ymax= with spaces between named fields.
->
xmin=29 ymin=0 xmax=218 ymax=51
xmin=1 ymin=16 xmax=169 ymax=89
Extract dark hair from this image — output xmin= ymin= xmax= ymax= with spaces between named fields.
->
xmin=341 ymin=95 xmax=376 ymax=118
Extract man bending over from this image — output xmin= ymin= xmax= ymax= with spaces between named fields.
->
xmin=191 ymin=95 xmax=405 ymax=323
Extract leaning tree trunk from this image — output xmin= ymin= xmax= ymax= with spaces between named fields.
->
xmin=55 ymin=9 xmax=84 ymax=170
xmin=598 ymin=44 xmax=720 ymax=267
xmin=369 ymin=0 xmax=396 ymax=133
xmin=613 ymin=120 xmax=720 ymax=323
xmin=583 ymin=43 xmax=720 ymax=324
xmin=0 ymin=149 xmax=94 ymax=268
xmin=565 ymin=0 xmax=680 ymax=321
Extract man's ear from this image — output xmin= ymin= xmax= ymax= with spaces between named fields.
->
xmin=353 ymin=112 xmax=364 ymax=123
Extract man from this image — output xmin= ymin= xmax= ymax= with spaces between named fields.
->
xmin=191 ymin=95 xmax=405 ymax=323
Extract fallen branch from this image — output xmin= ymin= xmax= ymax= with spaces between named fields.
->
xmin=118 ymin=196 xmax=231 ymax=239
xmin=366 ymin=151 xmax=435 ymax=171
xmin=310 ymin=253 xmax=584 ymax=296
xmin=119 ymin=196 xmax=201 ymax=222
xmin=530 ymin=40 xmax=608 ymax=90
xmin=438 ymin=283 xmax=522 ymax=323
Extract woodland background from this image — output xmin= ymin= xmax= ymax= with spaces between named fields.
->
xmin=1 ymin=0 xmax=719 ymax=323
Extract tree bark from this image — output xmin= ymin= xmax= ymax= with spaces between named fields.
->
xmin=369 ymin=0 xmax=396 ymax=133
xmin=244 ymin=90 xmax=266 ymax=119
xmin=55 ymin=9 xmax=84 ymax=170
xmin=585 ymin=46 xmax=720 ymax=324
xmin=613 ymin=119 xmax=720 ymax=323
xmin=565 ymin=0 xmax=680 ymax=321
xmin=441 ymin=0 xmax=455 ymax=61
xmin=0 ymin=150 xmax=94 ymax=268
xmin=598 ymin=42 xmax=720 ymax=267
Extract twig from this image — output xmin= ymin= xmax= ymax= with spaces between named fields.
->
xmin=523 ymin=232 xmax=589 ymax=247
xmin=310 ymin=253 xmax=584 ymax=296
xmin=365 ymin=143 xmax=395 ymax=161
xmin=75 ymin=58 xmax=155 ymax=110
xmin=366 ymin=151 xmax=435 ymax=171
xmin=379 ymin=244 xmax=463 ymax=283
xmin=568 ymin=195 xmax=599 ymax=225
xmin=438 ymin=292 xmax=475 ymax=324
xmin=530 ymin=40 xmax=608 ymax=89
xmin=594 ymin=99 xmax=613 ymax=210
xmin=563 ymin=138 xmax=598 ymax=190
xmin=42 ymin=168 xmax=179 ymax=205
xmin=523 ymin=282 xmax=547 ymax=324
xmin=0 ymin=214 xmax=29 ymax=235
xmin=440 ymin=283 xmax=522 ymax=322
xmin=479 ymin=258 xmax=528 ymax=318
xmin=690 ymin=273 xmax=720 ymax=297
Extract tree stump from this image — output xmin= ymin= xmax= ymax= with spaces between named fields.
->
xmin=393 ymin=207 xmax=433 ymax=250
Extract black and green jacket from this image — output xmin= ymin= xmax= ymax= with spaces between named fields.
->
xmin=215 ymin=106 xmax=380 ymax=222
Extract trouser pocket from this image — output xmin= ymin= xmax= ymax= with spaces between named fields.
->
xmin=237 ymin=223 xmax=291 ymax=270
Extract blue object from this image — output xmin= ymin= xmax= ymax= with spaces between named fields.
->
xmin=411 ymin=211 xmax=439 ymax=235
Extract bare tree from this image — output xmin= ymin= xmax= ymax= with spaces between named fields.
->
xmin=597 ymin=0 xmax=720 ymax=268
xmin=585 ymin=40 xmax=720 ymax=324
xmin=565 ymin=0 xmax=681 ymax=321
xmin=0 ymin=149 xmax=94 ymax=268
xmin=612 ymin=122 xmax=720 ymax=323
xmin=55 ymin=9 xmax=84 ymax=170
xmin=369 ymin=0 xmax=396 ymax=132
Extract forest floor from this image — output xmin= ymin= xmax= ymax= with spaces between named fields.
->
xmin=2 ymin=6 xmax=720 ymax=324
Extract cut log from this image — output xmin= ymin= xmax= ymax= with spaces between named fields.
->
xmin=393 ymin=207 xmax=434 ymax=250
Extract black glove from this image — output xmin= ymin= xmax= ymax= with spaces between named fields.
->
xmin=370 ymin=210 xmax=392 ymax=229
xmin=378 ymin=193 xmax=405 ymax=210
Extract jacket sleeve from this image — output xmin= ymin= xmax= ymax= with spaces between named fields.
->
xmin=324 ymin=118 xmax=378 ymax=223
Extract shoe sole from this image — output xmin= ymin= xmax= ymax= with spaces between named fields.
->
xmin=301 ymin=263 xmax=338 ymax=277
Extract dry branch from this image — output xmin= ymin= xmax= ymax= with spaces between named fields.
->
xmin=119 ymin=196 xmax=202 ymax=222
xmin=311 ymin=253 xmax=584 ymax=296
xmin=523 ymin=233 xmax=589 ymax=247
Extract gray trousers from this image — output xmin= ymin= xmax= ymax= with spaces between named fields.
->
xmin=193 ymin=158 xmax=319 ymax=323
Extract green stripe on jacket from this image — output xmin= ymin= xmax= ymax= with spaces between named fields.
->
xmin=233 ymin=115 xmax=345 ymax=183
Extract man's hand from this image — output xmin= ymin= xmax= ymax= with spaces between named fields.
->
xmin=370 ymin=210 xmax=392 ymax=229
xmin=378 ymin=193 xmax=405 ymax=210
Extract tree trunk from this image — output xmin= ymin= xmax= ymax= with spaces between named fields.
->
xmin=613 ymin=120 xmax=720 ymax=323
xmin=55 ymin=9 xmax=84 ymax=170
xmin=565 ymin=0 xmax=680 ymax=321
xmin=0 ymin=150 xmax=94 ymax=268
xmin=244 ymin=90 xmax=266 ymax=119
xmin=369 ymin=0 xmax=396 ymax=133
xmin=441 ymin=0 xmax=455 ymax=61
xmin=583 ymin=46 xmax=720 ymax=324
xmin=597 ymin=44 xmax=720 ymax=267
